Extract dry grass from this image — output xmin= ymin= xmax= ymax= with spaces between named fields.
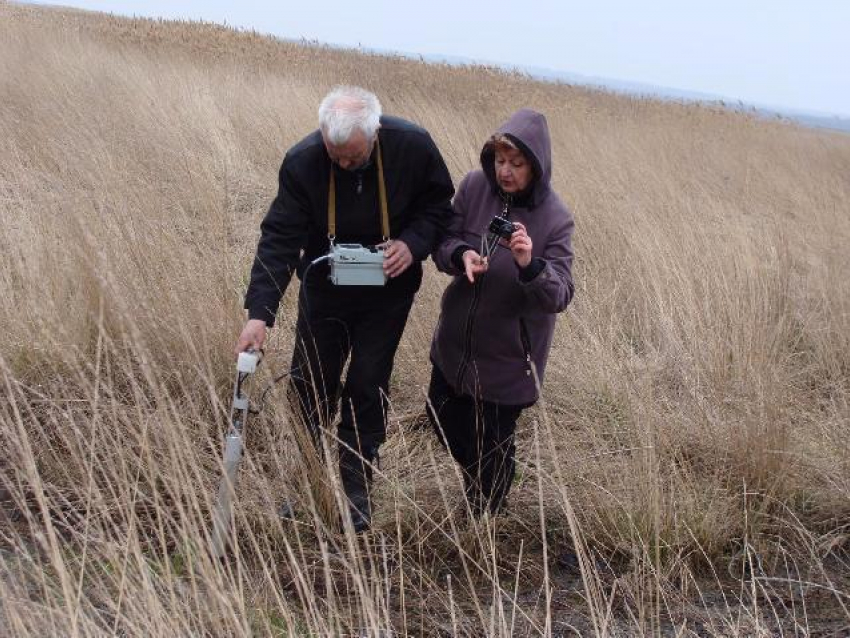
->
xmin=2 ymin=2 xmax=850 ymax=635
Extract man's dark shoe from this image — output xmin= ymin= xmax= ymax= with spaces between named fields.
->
xmin=278 ymin=498 xmax=297 ymax=521
xmin=557 ymin=548 xmax=581 ymax=573
xmin=339 ymin=447 xmax=375 ymax=534
xmin=348 ymin=501 xmax=371 ymax=533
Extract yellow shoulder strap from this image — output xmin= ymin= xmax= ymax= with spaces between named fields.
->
xmin=327 ymin=136 xmax=390 ymax=242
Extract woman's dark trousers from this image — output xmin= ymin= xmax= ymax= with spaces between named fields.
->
xmin=426 ymin=364 xmax=527 ymax=516
xmin=289 ymin=285 xmax=414 ymax=531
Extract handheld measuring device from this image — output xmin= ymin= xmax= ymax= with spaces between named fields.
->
xmin=328 ymin=243 xmax=387 ymax=286
xmin=211 ymin=350 xmax=260 ymax=558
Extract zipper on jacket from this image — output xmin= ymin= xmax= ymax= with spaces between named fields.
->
xmin=455 ymin=277 xmax=484 ymax=389
xmin=519 ymin=317 xmax=533 ymax=377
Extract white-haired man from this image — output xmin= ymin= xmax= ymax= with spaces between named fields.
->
xmin=236 ymin=86 xmax=454 ymax=532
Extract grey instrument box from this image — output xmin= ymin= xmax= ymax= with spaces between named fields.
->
xmin=329 ymin=243 xmax=387 ymax=286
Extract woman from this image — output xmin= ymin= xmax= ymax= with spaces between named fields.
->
xmin=428 ymin=108 xmax=575 ymax=516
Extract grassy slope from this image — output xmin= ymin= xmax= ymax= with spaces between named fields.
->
xmin=1 ymin=3 xmax=849 ymax=635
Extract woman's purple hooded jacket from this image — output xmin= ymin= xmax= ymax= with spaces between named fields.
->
xmin=430 ymin=109 xmax=575 ymax=405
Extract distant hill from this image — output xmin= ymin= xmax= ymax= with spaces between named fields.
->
xmin=416 ymin=55 xmax=850 ymax=135
xmin=330 ymin=42 xmax=849 ymax=134
xmin=779 ymin=111 xmax=850 ymax=133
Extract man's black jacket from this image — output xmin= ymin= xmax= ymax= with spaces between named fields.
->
xmin=244 ymin=116 xmax=455 ymax=327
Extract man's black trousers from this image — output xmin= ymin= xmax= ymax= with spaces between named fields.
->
xmin=426 ymin=364 xmax=530 ymax=515
xmin=289 ymin=285 xmax=415 ymax=461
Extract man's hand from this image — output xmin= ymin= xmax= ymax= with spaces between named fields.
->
xmin=462 ymin=249 xmax=488 ymax=283
xmin=508 ymin=222 xmax=533 ymax=268
xmin=235 ymin=319 xmax=267 ymax=357
xmin=381 ymin=239 xmax=414 ymax=278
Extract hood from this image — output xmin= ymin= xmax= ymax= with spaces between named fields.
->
xmin=481 ymin=108 xmax=552 ymax=208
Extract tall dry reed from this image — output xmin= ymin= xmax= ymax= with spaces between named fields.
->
xmin=1 ymin=3 xmax=849 ymax=635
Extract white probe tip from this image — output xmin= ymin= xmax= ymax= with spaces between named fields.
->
xmin=237 ymin=351 xmax=259 ymax=373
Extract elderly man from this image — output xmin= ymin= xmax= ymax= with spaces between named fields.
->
xmin=236 ymin=86 xmax=454 ymax=532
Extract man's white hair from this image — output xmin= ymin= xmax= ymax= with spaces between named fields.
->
xmin=318 ymin=86 xmax=382 ymax=145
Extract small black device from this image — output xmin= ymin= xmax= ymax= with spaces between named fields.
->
xmin=488 ymin=216 xmax=516 ymax=240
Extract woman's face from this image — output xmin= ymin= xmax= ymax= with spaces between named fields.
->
xmin=494 ymin=145 xmax=533 ymax=193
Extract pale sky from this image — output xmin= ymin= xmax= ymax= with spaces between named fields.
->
xmin=24 ymin=0 xmax=850 ymax=117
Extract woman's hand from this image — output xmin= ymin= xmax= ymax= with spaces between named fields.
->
xmin=508 ymin=222 xmax=533 ymax=268
xmin=462 ymin=249 xmax=489 ymax=283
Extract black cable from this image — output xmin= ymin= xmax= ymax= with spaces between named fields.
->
xmin=248 ymin=369 xmax=291 ymax=416
xmin=297 ymin=254 xmax=331 ymax=323
xmin=485 ymin=232 xmax=502 ymax=258
xmin=235 ymin=371 xmax=249 ymax=397
xmin=242 ymin=253 xmax=333 ymax=418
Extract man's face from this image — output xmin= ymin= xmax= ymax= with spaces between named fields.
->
xmin=324 ymin=129 xmax=374 ymax=171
